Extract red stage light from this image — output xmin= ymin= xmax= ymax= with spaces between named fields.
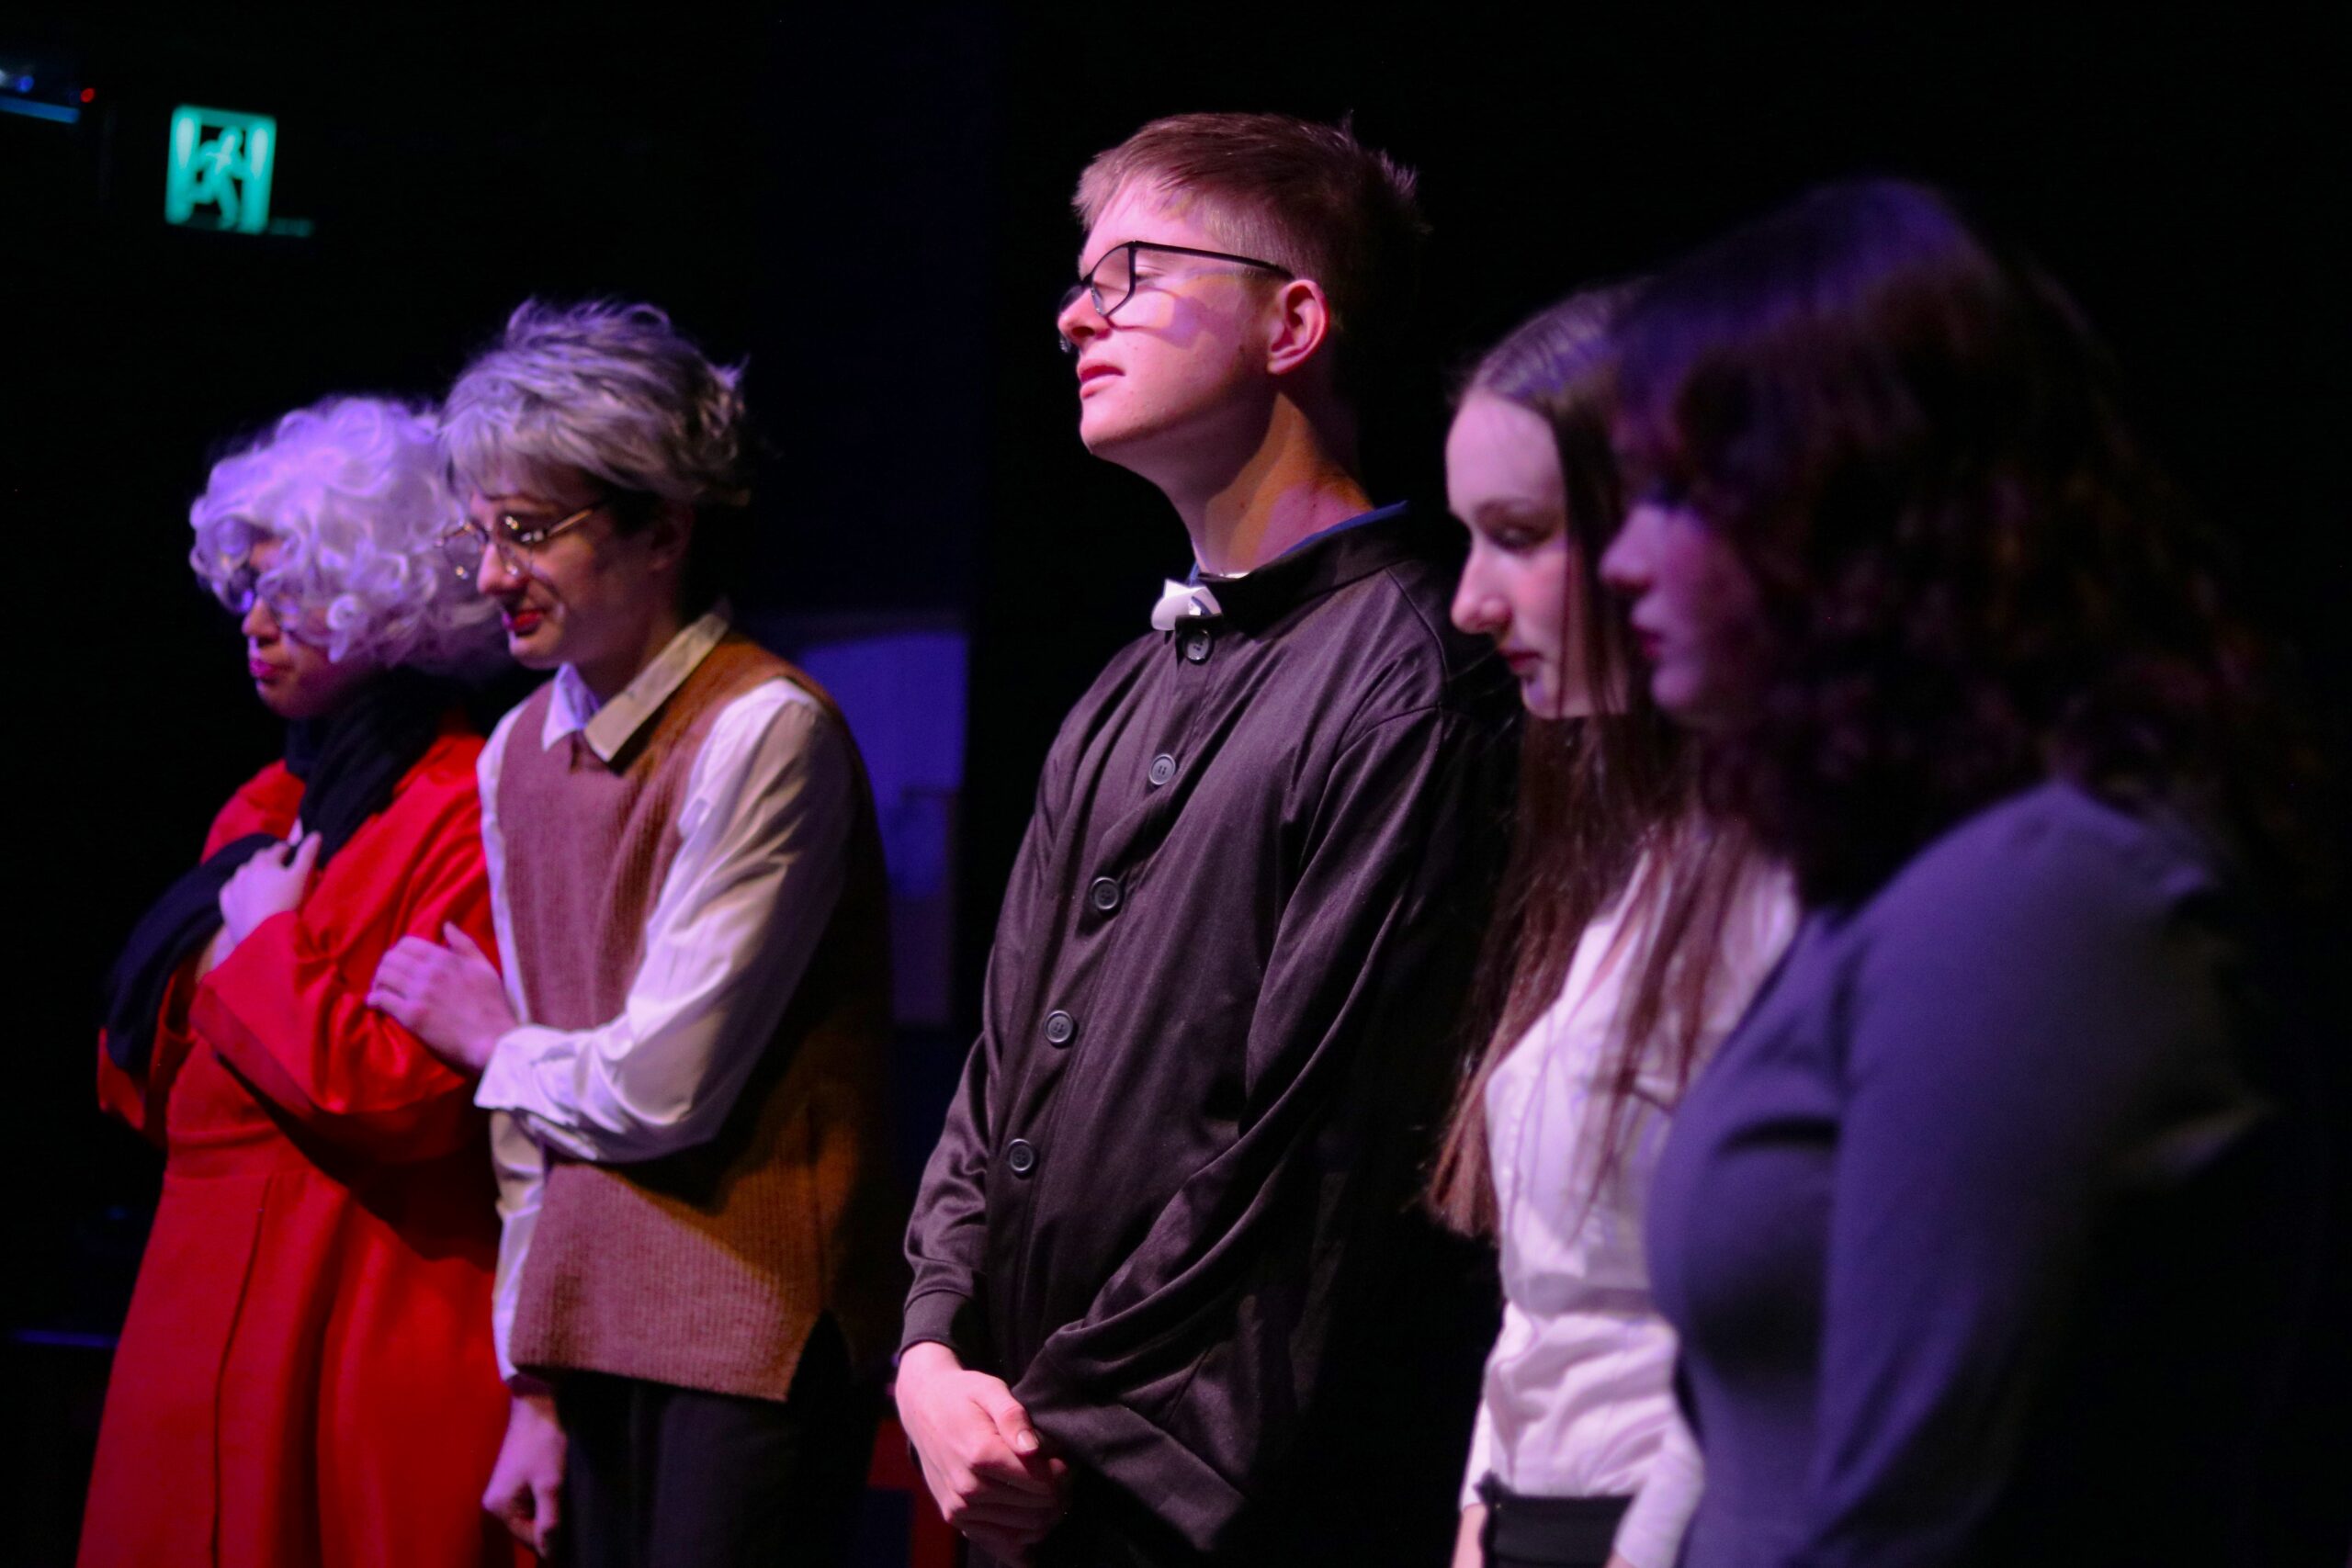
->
xmin=80 ymin=87 xmax=95 ymax=102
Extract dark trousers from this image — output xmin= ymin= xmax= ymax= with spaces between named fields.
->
xmin=1476 ymin=1477 xmax=1632 ymax=1568
xmin=556 ymin=1316 xmax=876 ymax=1568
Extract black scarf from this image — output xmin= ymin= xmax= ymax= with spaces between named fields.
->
xmin=99 ymin=669 xmax=455 ymax=1072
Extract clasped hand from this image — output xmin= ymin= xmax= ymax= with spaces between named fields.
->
xmin=216 ymin=827 xmax=322 ymax=951
xmin=369 ymin=925 xmax=514 ymax=1073
xmin=897 ymin=1342 xmax=1071 ymax=1564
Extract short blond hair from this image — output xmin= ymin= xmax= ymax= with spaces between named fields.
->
xmin=1074 ymin=112 xmax=1427 ymax=399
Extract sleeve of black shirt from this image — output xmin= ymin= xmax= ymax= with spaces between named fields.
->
xmin=899 ymin=746 xmax=1067 ymax=1365
xmin=1009 ymin=701 xmax=1508 ymax=1553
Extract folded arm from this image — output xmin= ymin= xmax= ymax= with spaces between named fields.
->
xmin=194 ymin=787 xmax=496 ymax=1162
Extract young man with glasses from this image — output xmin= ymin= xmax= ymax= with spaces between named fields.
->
xmin=371 ymin=299 xmax=906 ymax=1567
xmin=897 ymin=113 xmax=1519 ymax=1565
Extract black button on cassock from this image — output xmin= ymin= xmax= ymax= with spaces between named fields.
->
xmin=1005 ymin=1138 xmax=1038 ymax=1176
xmin=1044 ymin=1010 xmax=1076 ymax=1046
xmin=1148 ymin=753 xmax=1176 ymax=787
xmin=1089 ymin=876 xmax=1122 ymax=913
xmin=1182 ymin=630 xmax=1213 ymax=663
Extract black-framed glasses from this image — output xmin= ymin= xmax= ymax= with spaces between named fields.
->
xmin=437 ymin=500 xmax=605 ymax=581
xmin=1057 ymin=240 xmax=1295 ymax=353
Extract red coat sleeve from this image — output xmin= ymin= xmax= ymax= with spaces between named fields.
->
xmin=95 ymin=763 xmax=306 ymax=1140
xmin=190 ymin=748 xmax=501 ymax=1164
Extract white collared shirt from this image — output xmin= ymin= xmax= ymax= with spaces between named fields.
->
xmin=475 ymin=608 xmax=854 ymax=1380
xmin=1464 ymin=853 xmax=1797 ymax=1568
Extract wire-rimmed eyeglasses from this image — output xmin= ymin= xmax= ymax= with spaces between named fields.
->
xmin=215 ymin=562 xmax=313 ymax=634
xmin=1057 ymin=240 xmax=1295 ymax=353
xmin=437 ymin=501 xmax=604 ymax=581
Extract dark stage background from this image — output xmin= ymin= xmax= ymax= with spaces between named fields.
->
xmin=6 ymin=6 xmax=2345 ymax=1563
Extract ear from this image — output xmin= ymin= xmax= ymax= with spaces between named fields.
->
xmin=645 ymin=500 xmax=696 ymax=577
xmin=1263 ymin=277 xmax=1334 ymax=378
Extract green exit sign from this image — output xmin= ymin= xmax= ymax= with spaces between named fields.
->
xmin=164 ymin=104 xmax=276 ymax=233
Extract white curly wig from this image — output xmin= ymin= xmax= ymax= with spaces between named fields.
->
xmin=440 ymin=299 xmax=752 ymax=508
xmin=188 ymin=396 xmax=503 ymax=674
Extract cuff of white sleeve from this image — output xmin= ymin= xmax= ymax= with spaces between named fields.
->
xmin=472 ymin=1023 xmax=565 ymax=1115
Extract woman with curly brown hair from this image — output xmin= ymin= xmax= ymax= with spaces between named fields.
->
xmin=1602 ymin=179 xmax=2343 ymax=1566
xmin=1432 ymin=288 xmax=1794 ymax=1568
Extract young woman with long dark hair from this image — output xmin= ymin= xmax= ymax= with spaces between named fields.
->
xmin=1603 ymin=179 xmax=2343 ymax=1566
xmin=1433 ymin=289 xmax=1795 ymax=1568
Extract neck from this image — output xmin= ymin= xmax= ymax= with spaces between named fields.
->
xmin=574 ymin=597 xmax=691 ymax=705
xmin=1168 ymin=397 xmax=1370 ymax=576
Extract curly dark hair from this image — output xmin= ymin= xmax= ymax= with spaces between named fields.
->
xmin=1612 ymin=179 xmax=2334 ymax=907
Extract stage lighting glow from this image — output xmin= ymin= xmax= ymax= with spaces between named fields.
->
xmin=164 ymin=104 xmax=278 ymax=234
xmin=0 ymin=48 xmax=81 ymax=122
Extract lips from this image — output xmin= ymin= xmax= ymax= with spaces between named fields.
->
xmin=248 ymin=658 xmax=280 ymax=680
xmin=1076 ymin=362 xmax=1120 ymax=395
xmin=503 ymin=607 xmax=545 ymax=637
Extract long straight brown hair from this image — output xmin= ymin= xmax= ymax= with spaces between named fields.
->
xmin=1428 ymin=288 xmax=1767 ymax=1238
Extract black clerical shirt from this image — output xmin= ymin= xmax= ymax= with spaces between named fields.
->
xmin=905 ymin=511 xmax=1521 ymax=1563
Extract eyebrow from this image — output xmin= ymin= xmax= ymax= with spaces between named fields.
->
xmin=1466 ymin=498 xmax=1562 ymax=524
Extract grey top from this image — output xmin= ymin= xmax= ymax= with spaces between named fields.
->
xmin=1648 ymin=778 xmax=2329 ymax=1566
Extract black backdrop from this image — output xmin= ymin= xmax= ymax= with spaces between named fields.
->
xmin=5 ymin=4 xmax=2345 ymax=1559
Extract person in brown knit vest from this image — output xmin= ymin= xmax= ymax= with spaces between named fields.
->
xmin=371 ymin=299 xmax=906 ymax=1567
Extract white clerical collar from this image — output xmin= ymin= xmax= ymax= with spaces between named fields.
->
xmin=1146 ymin=501 xmax=1407 ymax=630
xmin=1149 ymin=578 xmax=1225 ymax=632
xmin=540 ymin=604 xmax=734 ymax=761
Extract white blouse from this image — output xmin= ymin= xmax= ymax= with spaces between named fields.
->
xmin=1464 ymin=853 xmax=1796 ymax=1568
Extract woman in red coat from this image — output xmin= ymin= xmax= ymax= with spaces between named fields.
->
xmin=84 ymin=397 xmax=527 ymax=1568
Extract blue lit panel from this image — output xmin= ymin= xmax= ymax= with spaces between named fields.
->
xmin=0 ymin=96 xmax=78 ymax=124
xmin=0 ymin=47 xmax=82 ymax=122
xmin=751 ymin=614 xmax=969 ymax=1029
xmin=164 ymin=104 xmax=276 ymax=233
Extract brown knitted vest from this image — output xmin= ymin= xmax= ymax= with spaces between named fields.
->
xmin=498 ymin=633 xmax=905 ymax=1399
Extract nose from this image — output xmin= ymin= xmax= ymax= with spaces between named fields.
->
xmin=1057 ymin=290 xmax=1105 ymax=354
xmin=476 ymin=537 xmax=522 ymax=595
xmin=1451 ymin=547 xmax=1509 ymax=639
xmin=241 ymin=598 xmax=277 ymax=641
xmin=1599 ymin=504 xmax=1655 ymax=598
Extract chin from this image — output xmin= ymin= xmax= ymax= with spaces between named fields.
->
xmin=1077 ymin=408 xmax=1135 ymax=455
xmin=1078 ymin=391 xmax=1180 ymax=458
xmin=256 ymin=686 xmax=326 ymax=722
xmin=1652 ymin=676 xmax=1726 ymax=731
